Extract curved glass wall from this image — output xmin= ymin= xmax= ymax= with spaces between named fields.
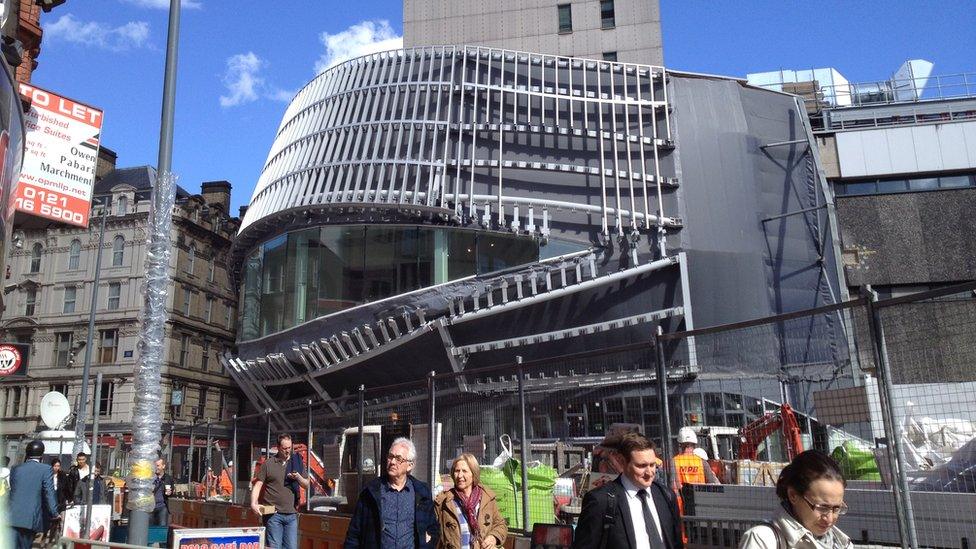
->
xmin=240 ymin=225 xmax=586 ymax=340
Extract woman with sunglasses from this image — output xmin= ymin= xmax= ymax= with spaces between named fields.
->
xmin=740 ymin=450 xmax=853 ymax=549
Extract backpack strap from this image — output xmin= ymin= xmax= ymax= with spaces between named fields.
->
xmin=599 ymin=490 xmax=617 ymax=549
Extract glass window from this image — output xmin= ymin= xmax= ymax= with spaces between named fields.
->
xmin=447 ymin=230 xmax=477 ymax=280
xmin=477 ymin=233 xmax=538 ymax=274
xmin=98 ymin=382 xmax=114 ymax=417
xmin=99 ymin=329 xmax=118 ymax=363
xmin=600 ymin=0 xmax=615 ymax=28
xmin=68 ymin=240 xmax=81 ymax=270
xmin=909 ymin=177 xmax=939 ymax=191
xmin=186 ymin=244 xmax=196 ymax=274
xmin=54 ymin=332 xmax=72 ymax=367
xmin=25 ymin=288 xmax=36 ymax=316
xmin=557 ymin=4 xmax=572 ymax=33
xmin=179 ymin=334 xmax=190 ymax=367
xmin=183 ymin=287 xmax=192 ymax=316
xmin=116 ymin=195 xmax=128 ymax=216
xmin=241 ymin=225 xmax=542 ymax=339
xmin=63 ymin=286 xmax=77 ymax=313
xmin=208 ymin=257 xmax=216 ymax=282
xmin=225 ymin=303 xmax=233 ymax=330
xmin=843 ymin=181 xmax=876 ymax=195
xmin=112 ymin=235 xmax=125 ymax=266
xmin=205 ymin=297 xmax=214 ymax=323
xmin=29 ymin=243 xmax=42 ymax=273
xmin=704 ymin=393 xmax=724 ymax=426
xmin=201 ymin=341 xmax=210 ymax=371
xmin=939 ymin=174 xmax=972 ymax=188
xmin=876 ymin=179 xmax=907 ymax=193
xmin=602 ymin=52 xmax=617 ymax=62
xmin=107 ymin=282 xmax=121 ymax=310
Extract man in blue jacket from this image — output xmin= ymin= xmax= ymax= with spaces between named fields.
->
xmin=7 ymin=440 xmax=59 ymax=549
xmin=343 ymin=437 xmax=439 ymax=549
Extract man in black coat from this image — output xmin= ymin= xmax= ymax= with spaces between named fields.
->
xmin=343 ymin=438 xmax=439 ymax=549
xmin=572 ymin=433 xmax=683 ymax=549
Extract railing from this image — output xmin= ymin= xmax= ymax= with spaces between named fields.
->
xmin=820 ymin=72 xmax=976 ymax=107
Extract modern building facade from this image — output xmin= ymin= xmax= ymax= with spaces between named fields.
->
xmin=749 ymin=62 xmax=976 ymax=383
xmin=226 ymin=44 xmax=846 ymax=444
xmin=0 ymin=165 xmax=243 ymax=465
xmin=403 ymin=0 xmax=663 ymax=65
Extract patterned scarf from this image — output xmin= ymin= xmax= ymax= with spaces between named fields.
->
xmin=453 ymin=484 xmax=483 ymax=539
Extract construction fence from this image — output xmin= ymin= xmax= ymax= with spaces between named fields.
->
xmin=169 ymin=281 xmax=976 ymax=549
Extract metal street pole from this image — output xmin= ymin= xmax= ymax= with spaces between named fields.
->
xmin=305 ymin=400 xmax=312 ymax=512
xmin=128 ymin=0 xmax=181 ymax=543
xmin=516 ymin=356 xmax=530 ymax=532
xmin=81 ymin=372 xmax=103 ymax=539
xmin=427 ymin=371 xmax=436 ymax=487
xmin=231 ymin=415 xmax=238 ymax=505
xmin=654 ymin=326 xmax=673 ymax=489
xmin=72 ymin=200 xmax=107 ymax=457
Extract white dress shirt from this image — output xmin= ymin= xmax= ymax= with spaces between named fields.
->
xmin=619 ymin=474 xmax=663 ymax=549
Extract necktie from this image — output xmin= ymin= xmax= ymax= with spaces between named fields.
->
xmin=637 ymin=489 xmax=666 ymax=549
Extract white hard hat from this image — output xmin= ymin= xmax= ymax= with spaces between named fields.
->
xmin=677 ymin=427 xmax=698 ymax=445
xmin=693 ymin=448 xmax=709 ymax=461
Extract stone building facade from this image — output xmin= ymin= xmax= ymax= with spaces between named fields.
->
xmin=0 ymin=164 xmax=242 ymax=457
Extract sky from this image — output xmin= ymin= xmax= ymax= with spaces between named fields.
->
xmin=29 ymin=0 xmax=976 ymax=217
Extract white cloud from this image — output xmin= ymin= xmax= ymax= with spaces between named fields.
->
xmin=220 ymin=52 xmax=262 ymax=108
xmin=44 ymin=14 xmax=150 ymax=51
xmin=315 ymin=20 xmax=403 ymax=74
xmin=119 ymin=0 xmax=202 ymax=9
xmin=219 ymin=52 xmax=294 ymax=108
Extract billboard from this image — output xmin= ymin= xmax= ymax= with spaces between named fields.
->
xmin=13 ymin=83 xmax=102 ymax=227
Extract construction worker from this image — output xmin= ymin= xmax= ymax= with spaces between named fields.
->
xmin=673 ymin=427 xmax=720 ymax=487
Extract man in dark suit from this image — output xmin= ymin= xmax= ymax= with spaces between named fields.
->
xmin=7 ymin=440 xmax=59 ymax=549
xmin=572 ymin=433 xmax=682 ymax=549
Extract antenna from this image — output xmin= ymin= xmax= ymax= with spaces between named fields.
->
xmin=40 ymin=391 xmax=71 ymax=430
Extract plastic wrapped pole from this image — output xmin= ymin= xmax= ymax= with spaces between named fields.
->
xmin=125 ymin=169 xmax=177 ymax=540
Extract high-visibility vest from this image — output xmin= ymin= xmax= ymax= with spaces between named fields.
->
xmin=674 ymin=454 xmax=707 ymax=485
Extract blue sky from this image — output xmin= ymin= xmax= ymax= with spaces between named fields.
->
xmin=31 ymin=0 xmax=976 ymax=216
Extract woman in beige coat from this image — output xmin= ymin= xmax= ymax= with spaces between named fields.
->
xmin=434 ymin=454 xmax=507 ymax=549
xmin=739 ymin=450 xmax=853 ymax=549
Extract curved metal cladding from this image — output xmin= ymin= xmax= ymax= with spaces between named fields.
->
xmin=225 ymin=49 xmax=850 ymax=421
xmin=238 ymin=45 xmax=677 ymax=254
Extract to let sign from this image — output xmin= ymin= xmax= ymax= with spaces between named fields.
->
xmin=13 ymin=83 xmax=103 ymax=228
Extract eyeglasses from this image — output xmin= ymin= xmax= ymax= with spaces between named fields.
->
xmin=801 ymin=495 xmax=848 ymax=517
xmin=387 ymin=454 xmax=413 ymax=465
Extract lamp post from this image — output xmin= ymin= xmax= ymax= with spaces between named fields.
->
xmin=72 ymin=196 xmax=108 ymax=458
xmin=127 ymin=0 xmax=181 ymax=544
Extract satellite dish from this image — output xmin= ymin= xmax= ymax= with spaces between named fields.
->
xmin=40 ymin=391 xmax=71 ymax=429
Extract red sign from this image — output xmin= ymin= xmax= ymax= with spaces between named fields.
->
xmin=0 ymin=343 xmax=27 ymax=376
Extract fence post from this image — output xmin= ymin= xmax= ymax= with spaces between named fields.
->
xmin=168 ymin=423 xmax=176 ymax=479
xmin=82 ymin=372 xmax=103 ymax=538
xmin=427 ymin=371 xmax=436 ymax=487
xmin=357 ymin=385 xmax=365 ymax=491
xmin=654 ymin=327 xmax=673 ymax=488
xmin=265 ymin=409 xmax=272 ymax=459
xmin=231 ymin=415 xmax=238 ymax=505
xmin=205 ymin=421 xmax=213 ymax=488
xmin=864 ymin=287 xmax=919 ymax=549
xmin=306 ymin=399 xmax=313 ymax=512
xmin=188 ymin=422 xmax=195 ymax=486
xmin=516 ymin=355 xmax=531 ymax=533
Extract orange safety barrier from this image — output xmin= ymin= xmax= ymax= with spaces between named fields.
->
xmin=298 ymin=513 xmax=350 ymax=549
